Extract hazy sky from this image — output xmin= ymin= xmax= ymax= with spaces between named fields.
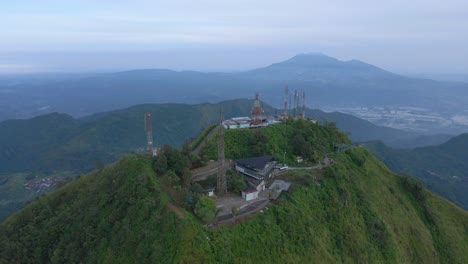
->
xmin=1 ymin=0 xmax=467 ymax=73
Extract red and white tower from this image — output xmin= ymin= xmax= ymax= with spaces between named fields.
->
xmin=250 ymin=92 xmax=264 ymax=125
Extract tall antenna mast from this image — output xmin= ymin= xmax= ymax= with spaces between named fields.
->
xmin=250 ymin=92 xmax=263 ymax=125
xmin=144 ymin=112 xmax=153 ymax=154
xmin=283 ymin=85 xmax=289 ymax=117
xmin=293 ymin=89 xmax=298 ymax=117
xmin=302 ymin=91 xmax=306 ymax=119
xmin=217 ymin=109 xmax=227 ymax=195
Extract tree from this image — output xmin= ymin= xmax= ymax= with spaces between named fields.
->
xmin=153 ymin=154 xmax=168 ymax=175
xmin=190 ymin=153 xmax=204 ymax=169
xmin=166 ymin=170 xmax=179 ymax=186
xmin=181 ymin=168 xmax=192 ymax=187
xmin=195 ymin=196 xmax=217 ymax=223
xmin=227 ymin=172 xmax=247 ymax=193
xmin=249 ymin=130 xmax=268 ymax=156
xmin=231 ymin=206 xmax=238 ymax=217
xmin=291 ymin=134 xmax=313 ymax=161
xmin=164 ymin=146 xmax=189 ymax=176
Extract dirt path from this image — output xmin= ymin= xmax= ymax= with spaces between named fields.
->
xmin=167 ymin=203 xmax=185 ymax=219
xmin=215 ymin=199 xmax=270 ymax=224
xmin=193 ymin=125 xmax=219 ymax=155
xmin=191 ymin=160 xmax=232 ymax=182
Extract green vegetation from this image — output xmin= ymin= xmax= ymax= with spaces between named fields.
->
xmin=206 ymin=149 xmax=467 ymax=263
xmin=0 ymin=99 xmax=410 ymax=176
xmin=0 ymin=171 xmax=74 ymax=221
xmin=0 ymin=173 xmax=41 ymax=221
xmin=195 ymin=196 xmax=217 ymax=223
xmin=201 ymin=119 xmax=349 ymax=164
xmin=364 ymin=135 xmax=468 ymax=209
xmin=0 ymin=100 xmax=262 ymax=220
xmin=0 ymin=156 xmax=210 ymax=263
xmin=227 ymin=170 xmax=247 ymax=193
xmin=1 ymin=120 xmax=467 ymax=263
xmin=191 ymin=124 xmax=217 ymax=151
xmin=0 ymin=99 xmax=430 ymax=220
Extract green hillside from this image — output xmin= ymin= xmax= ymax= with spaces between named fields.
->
xmin=0 ymin=99 xmax=260 ymax=175
xmin=0 ymin=99 xmax=420 ymax=175
xmin=0 ymin=100 xmax=263 ymax=220
xmin=1 ymin=99 xmax=423 ymax=220
xmin=200 ymin=120 xmax=349 ymax=164
xmin=364 ymin=134 xmax=468 ymax=209
xmin=1 ymin=121 xmax=467 ymax=263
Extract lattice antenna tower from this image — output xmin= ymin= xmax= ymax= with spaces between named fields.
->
xmin=283 ymin=85 xmax=289 ymax=117
xmin=144 ymin=112 xmax=153 ymax=154
xmin=293 ymin=89 xmax=298 ymax=117
xmin=302 ymin=91 xmax=306 ymax=119
xmin=250 ymin=92 xmax=264 ymax=125
xmin=217 ymin=109 xmax=227 ymax=195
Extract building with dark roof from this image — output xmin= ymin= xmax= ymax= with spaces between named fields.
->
xmin=235 ymin=155 xmax=277 ymax=180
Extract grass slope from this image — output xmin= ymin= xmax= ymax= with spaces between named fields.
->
xmin=208 ymin=149 xmax=468 ymax=263
xmin=0 ymin=156 xmax=210 ymax=263
xmin=364 ymin=135 xmax=468 ymax=209
xmin=200 ymin=120 xmax=350 ymax=164
xmin=0 ymin=100 xmax=263 ymax=220
xmin=1 ymin=100 xmax=417 ymax=220
xmin=1 ymin=121 xmax=467 ymax=263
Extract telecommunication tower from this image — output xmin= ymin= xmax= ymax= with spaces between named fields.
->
xmin=283 ymin=85 xmax=289 ymax=117
xmin=144 ymin=112 xmax=154 ymax=154
xmin=302 ymin=91 xmax=306 ymax=119
xmin=293 ymin=89 xmax=299 ymax=117
xmin=250 ymin=92 xmax=264 ymax=125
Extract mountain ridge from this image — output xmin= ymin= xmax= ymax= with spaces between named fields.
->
xmin=364 ymin=133 xmax=468 ymax=209
xmin=0 ymin=99 xmax=434 ymax=221
xmin=2 ymin=53 xmax=468 ymax=132
xmin=1 ymin=121 xmax=466 ymax=263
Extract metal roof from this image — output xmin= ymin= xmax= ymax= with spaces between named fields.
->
xmin=235 ymin=155 xmax=275 ymax=171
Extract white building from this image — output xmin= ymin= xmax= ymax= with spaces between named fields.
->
xmin=242 ymin=188 xmax=259 ymax=201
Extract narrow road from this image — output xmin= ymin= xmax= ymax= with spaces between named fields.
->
xmin=286 ymin=153 xmax=335 ymax=171
xmin=215 ymin=199 xmax=270 ymax=224
xmin=191 ymin=160 xmax=232 ymax=182
xmin=287 ymin=164 xmax=323 ymax=170
xmin=193 ymin=125 xmax=219 ymax=155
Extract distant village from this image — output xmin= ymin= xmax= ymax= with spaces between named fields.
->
xmin=24 ymin=176 xmax=70 ymax=193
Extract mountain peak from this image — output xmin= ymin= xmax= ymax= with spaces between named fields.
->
xmin=247 ymin=53 xmax=392 ymax=81
xmin=281 ymin=53 xmax=340 ymax=66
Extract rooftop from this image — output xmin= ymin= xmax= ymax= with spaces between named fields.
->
xmin=269 ymin=180 xmax=291 ymax=200
xmin=235 ymin=156 xmax=275 ymax=171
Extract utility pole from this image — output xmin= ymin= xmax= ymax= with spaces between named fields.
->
xmin=217 ymin=109 xmax=227 ymax=195
xmin=293 ymin=89 xmax=299 ymax=118
xmin=144 ymin=112 xmax=153 ymax=155
xmin=302 ymin=91 xmax=306 ymax=119
xmin=283 ymin=85 xmax=289 ymax=117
